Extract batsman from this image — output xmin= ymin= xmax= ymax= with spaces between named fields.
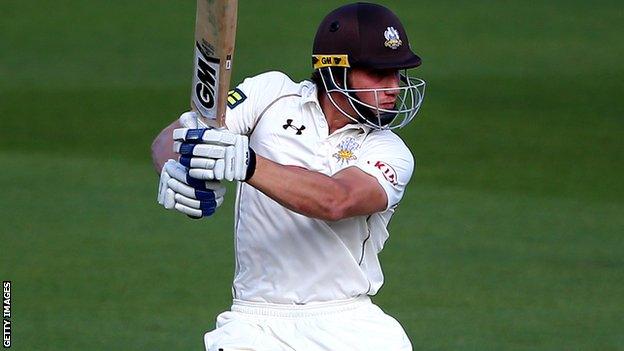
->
xmin=152 ymin=3 xmax=426 ymax=350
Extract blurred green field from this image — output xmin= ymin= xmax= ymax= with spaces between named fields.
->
xmin=1 ymin=1 xmax=623 ymax=350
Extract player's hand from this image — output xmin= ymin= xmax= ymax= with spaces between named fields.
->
xmin=157 ymin=159 xmax=226 ymax=218
xmin=172 ymin=126 xmax=256 ymax=182
xmin=178 ymin=111 xmax=210 ymax=129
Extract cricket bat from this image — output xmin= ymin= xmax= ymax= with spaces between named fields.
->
xmin=191 ymin=0 xmax=238 ymax=128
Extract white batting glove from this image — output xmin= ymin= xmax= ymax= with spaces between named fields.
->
xmin=172 ymin=126 xmax=256 ymax=182
xmin=157 ymin=160 xmax=226 ymax=218
xmin=178 ymin=111 xmax=210 ymax=129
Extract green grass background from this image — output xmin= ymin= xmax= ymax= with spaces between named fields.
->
xmin=1 ymin=0 xmax=623 ymax=349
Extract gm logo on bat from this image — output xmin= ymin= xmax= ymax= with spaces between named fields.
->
xmin=193 ymin=43 xmax=220 ymax=119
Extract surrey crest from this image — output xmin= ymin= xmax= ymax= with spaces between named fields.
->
xmin=384 ymin=26 xmax=402 ymax=49
xmin=333 ymin=137 xmax=360 ymax=164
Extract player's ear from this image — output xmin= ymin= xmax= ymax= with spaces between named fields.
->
xmin=320 ymin=67 xmax=347 ymax=89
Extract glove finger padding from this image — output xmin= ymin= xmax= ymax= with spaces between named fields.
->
xmin=188 ymin=168 xmax=215 ymax=180
xmin=174 ymin=203 xmax=204 ymax=218
xmin=157 ymin=164 xmax=171 ymax=205
xmin=171 ymin=123 xmax=251 ymax=182
xmin=167 ymin=178 xmax=221 ymax=201
xmin=166 ymin=159 xmax=218 ymax=190
xmin=224 ymin=145 xmax=235 ymax=181
xmin=179 ymin=155 xmax=216 ymax=169
xmin=185 ymin=136 xmax=249 ymax=181
xmin=163 ymin=188 xmax=175 ymax=210
xmin=165 ymin=161 xmax=226 ymax=201
xmin=157 ymin=159 xmax=226 ymax=218
xmin=174 ymin=142 xmax=226 ymax=158
xmin=182 ymin=148 xmax=234 ymax=181
xmin=174 ymin=193 xmax=219 ymax=216
xmin=178 ymin=111 xmax=209 ymax=129
xmin=234 ymin=135 xmax=249 ymax=181
xmin=175 ymin=192 xmax=224 ymax=209
xmin=173 ymin=128 xmax=238 ymax=146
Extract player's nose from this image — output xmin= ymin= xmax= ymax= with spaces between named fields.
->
xmin=383 ymin=72 xmax=400 ymax=96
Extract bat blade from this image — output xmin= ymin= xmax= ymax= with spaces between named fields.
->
xmin=191 ymin=0 xmax=238 ymax=128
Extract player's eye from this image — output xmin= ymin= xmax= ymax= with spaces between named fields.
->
xmin=376 ymin=69 xmax=398 ymax=80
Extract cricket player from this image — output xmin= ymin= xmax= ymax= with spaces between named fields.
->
xmin=152 ymin=3 xmax=425 ymax=350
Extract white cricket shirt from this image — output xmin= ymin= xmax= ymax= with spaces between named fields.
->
xmin=224 ymin=71 xmax=414 ymax=304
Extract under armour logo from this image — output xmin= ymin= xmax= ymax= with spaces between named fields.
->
xmin=283 ymin=119 xmax=305 ymax=135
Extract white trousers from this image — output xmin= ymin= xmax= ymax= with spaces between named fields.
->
xmin=204 ymin=296 xmax=412 ymax=351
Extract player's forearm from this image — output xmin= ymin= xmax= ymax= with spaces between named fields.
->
xmin=151 ymin=121 xmax=182 ymax=173
xmin=247 ymin=156 xmax=352 ymax=221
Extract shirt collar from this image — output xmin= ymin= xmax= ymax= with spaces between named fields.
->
xmin=300 ymin=80 xmax=321 ymax=107
xmin=301 ymin=80 xmax=371 ymax=136
xmin=333 ymin=122 xmax=370 ymax=135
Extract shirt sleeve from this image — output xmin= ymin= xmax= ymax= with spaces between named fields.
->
xmin=353 ymin=132 xmax=415 ymax=209
xmin=225 ymin=71 xmax=295 ymax=135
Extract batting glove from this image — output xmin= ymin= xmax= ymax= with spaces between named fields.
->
xmin=172 ymin=127 xmax=256 ymax=182
xmin=157 ymin=159 xmax=226 ymax=218
xmin=178 ymin=110 xmax=210 ymax=129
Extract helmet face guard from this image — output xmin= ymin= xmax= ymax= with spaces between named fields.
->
xmin=318 ymin=66 xmax=426 ymax=130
